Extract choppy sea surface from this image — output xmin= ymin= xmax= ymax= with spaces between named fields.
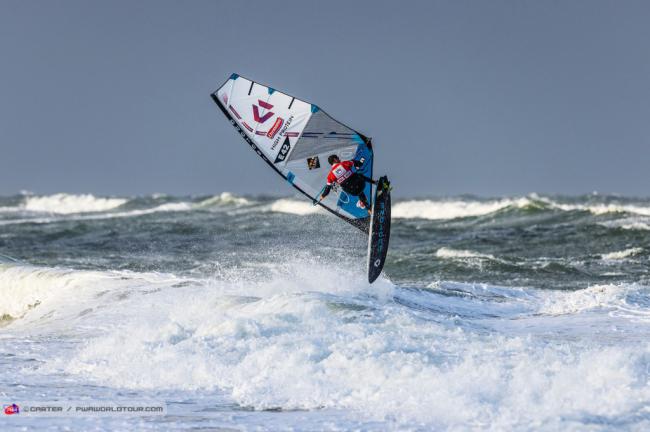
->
xmin=1 ymin=191 xmax=649 ymax=431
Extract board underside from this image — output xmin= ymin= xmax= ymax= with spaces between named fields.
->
xmin=367 ymin=177 xmax=391 ymax=283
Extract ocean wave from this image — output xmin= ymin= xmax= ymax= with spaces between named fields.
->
xmin=0 ymin=202 xmax=193 ymax=226
xmin=0 ymin=263 xmax=194 ymax=326
xmin=41 ymin=272 xmax=649 ymax=428
xmin=22 ymin=193 xmax=128 ymax=214
xmin=195 ymin=192 xmax=250 ymax=208
xmin=392 ymin=197 xmax=539 ymax=220
xmin=268 ymin=198 xmax=321 ymax=215
xmin=4 ymin=257 xmax=650 ymax=429
xmin=601 ymin=248 xmax=644 ymax=260
xmin=545 ymin=200 xmax=650 ymax=216
xmin=209 ymin=195 xmax=650 ymax=219
xmin=0 ymin=192 xmax=262 ymax=225
xmin=0 ymin=263 xmax=107 ymax=320
xmin=540 ymin=284 xmax=624 ymax=315
xmin=0 ymin=192 xmax=252 ymax=219
xmin=539 ymin=284 xmax=650 ymax=319
xmin=0 ymin=254 xmax=19 ymax=263
xmin=5 ymin=193 xmax=650 ymax=223
xmin=391 ymin=195 xmax=650 ymax=220
xmin=0 ymin=206 xmax=23 ymax=214
xmin=118 ymin=202 xmax=194 ymax=217
xmin=435 ymin=247 xmax=497 ymax=260
xmin=599 ymin=217 xmax=650 ymax=231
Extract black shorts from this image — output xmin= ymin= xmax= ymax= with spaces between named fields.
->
xmin=341 ymin=174 xmax=365 ymax=196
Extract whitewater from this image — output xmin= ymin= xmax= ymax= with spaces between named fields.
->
xmin=1 ymin=192 xmax=650 ymax=431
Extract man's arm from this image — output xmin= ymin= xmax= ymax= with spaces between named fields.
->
xmin=352 ymin=158 xmax=376 ymax=184
xmin=320 ymin=184 xmax=332 ymax=199
xmin=356 ymin=173 xmax=376 ymax=184
xmin=313 ymin=183 xmax=332 ymax=205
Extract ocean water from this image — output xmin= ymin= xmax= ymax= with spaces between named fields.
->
xmin=1 ymin=191 xmax=649 ymax=431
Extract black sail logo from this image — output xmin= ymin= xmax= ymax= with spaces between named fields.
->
xmin=274 ymin=137 xmax=291 ymax=163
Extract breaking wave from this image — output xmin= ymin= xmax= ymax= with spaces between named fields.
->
xmin=435 ymin=247 xmax=497 ymax=260
xmin=3 ymin=193 xmax=650 ymax=224
xmin=599 ymin=217 xmax=650 ymax=231
xmin=195 ymin=192 xmax=250 ymax=208
xmin=3 ymin=260 xmax=647 ymax=429
xmin=539 ymin=283 xmax=650 ymax=319
xmin=0 ymin=263 xmax=108 ymax=320
xmin=3 ymin=190 xmax=650 ymax=429
xmin=392 ymin=197 xmax=536 ymax=220
xmin=0 ymin=202 xmax=194 ymax=226
xmin=548 ymin=201 xmax=650 ymax=216
xmin=22 ymin=193 xmax=128 ymax=214
xmin=392 ymin=195 xmax=650 ymax=220
xmin=268 ymin=198 xmax=321 ymax=215
xmin=601 ymin=248 xmax=644 ymax=260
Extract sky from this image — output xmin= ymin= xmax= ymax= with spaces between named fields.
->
xmin=1 ymin=0 xmax=649 ymax=197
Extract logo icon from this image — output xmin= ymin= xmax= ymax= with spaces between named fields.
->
xmin=252 ymin=100 xmax=274 ymax=123
xmin=274 ymin=137 xmax=291 ymax=163
xmin=307 ymin=156 xmax=320 ymax=170
xmin=266 ymin=117 xmax=284 ymax=139
xmin=4 ymin=404 xmax=19 ymax=415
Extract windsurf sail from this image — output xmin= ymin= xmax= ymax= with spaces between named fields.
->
xmin=210 ymin=73 xmax=373 ymax=232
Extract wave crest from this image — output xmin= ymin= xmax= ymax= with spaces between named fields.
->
xmin=435 ymin=247 xmax=497 ymax=260
xmin=0 ymin=263 xmax=106 ymax=319
xmin=601 ymin=248 xmax=644 ymax=260
xmin=393 ymin=197 xmax=535 ymax=220
xmin=269 ymin=199 xmax=320 ymax=215
xmin=196 ymin=192 xmax=250 ymax=208
xmin=22 ymin=193 xmax=127 ymax=214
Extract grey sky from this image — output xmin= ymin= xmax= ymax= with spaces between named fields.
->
xmin=1 ymin=0 xmax=649 ymax=197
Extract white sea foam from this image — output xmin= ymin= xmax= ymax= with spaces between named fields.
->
xmin=599 ymin=217 xmax=650 ymax=231
xmin=0 ymin=193 xmax=250 ymax=225
xmin=435 ymin=247 xmax=496 ymax=260
xmin=0 ymin=264 xmax=108 ymax=320
xmin=539 ymin=284 xmax=633 ymax=315
xmin=196 ymin=192 xmax=250 ymax=207
xmin=0 ymin=206 xmax=23 ymax=213
xmin=621 ymin=222 xmax=650 ymax=230
xmin=392 ymin=197 xmax=533 ymax=220
xmin=0 ymin=263 xmax=192 ymax=327
xmin=269 ymin=198 xmax=321 ymax=215
xmin=6 ymin=193 xmax=650 ymax=224
xmin=546 ymin=200 xmax=650 ymax=216
xmin=150 ymin=202 xmax=192 ymax=212
xmin=52 ymin=275 xmax=650 ymax=428
xmin=3 ymin=259 xmax=650 ymax=429
xmin=0 ymin=202 xmax=193 ymax=226
xmin=601 ymin=248 xmax=643 ymax=260
xmin=391 ymin=196 xmax=650 ymax=220
xmin=22 ymin=193 xmax=127 ymax=214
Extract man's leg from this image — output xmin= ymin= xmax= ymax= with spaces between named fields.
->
xmin=343 ymin=175 xmax=371 ymax=209
xmin=357 ymin=192 xmax=370 ymax=209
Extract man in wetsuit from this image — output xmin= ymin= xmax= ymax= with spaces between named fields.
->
xmin=316 ymin=154 xmax=375 ymax=209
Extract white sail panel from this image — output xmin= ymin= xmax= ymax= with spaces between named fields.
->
xmin=216 ymin=77 xmax=312 ymax=162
